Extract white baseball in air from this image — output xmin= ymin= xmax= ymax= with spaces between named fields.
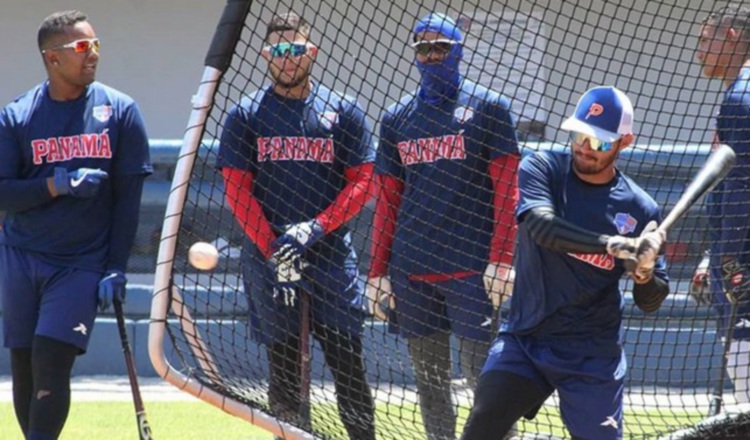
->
xmin=188 ymin=242 xmax=219 ymax=270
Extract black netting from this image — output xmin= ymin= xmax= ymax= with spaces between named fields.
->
xmin=155 ymin=1 xmax=750 ymax=439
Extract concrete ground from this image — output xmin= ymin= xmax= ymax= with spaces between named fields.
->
xmin=0 ymin=375 xmax=723 ymax=408
xmin=0 ymin=375 xmax=198 ymax=403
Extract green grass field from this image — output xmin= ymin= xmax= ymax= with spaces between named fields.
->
xmin=313 ymin=402 xmax=705 ymax=439
xmin=0 ymin=400 xmax=706 ymax=439
xmin=0 ymin=401 xmax=271 ymax=440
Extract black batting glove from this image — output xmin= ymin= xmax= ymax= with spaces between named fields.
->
xmin=721 ymin=259 xmax=750 ymax=304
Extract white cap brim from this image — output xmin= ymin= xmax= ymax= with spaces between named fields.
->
xmin=561 ymin=116 xmax=620 ymax=143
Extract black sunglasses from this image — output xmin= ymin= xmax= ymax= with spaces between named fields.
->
xmin=411 ymin=39 xmax=457 ymax=56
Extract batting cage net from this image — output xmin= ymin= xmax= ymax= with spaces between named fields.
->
xmin=149 ymin=0 xmax=750 ymax=438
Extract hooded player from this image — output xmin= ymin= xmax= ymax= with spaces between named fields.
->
xmin=368 ymin=12 xmax=520 ymax=440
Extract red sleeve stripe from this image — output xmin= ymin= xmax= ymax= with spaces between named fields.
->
xmin=368 ymin=175 xmax=403 ymax=278
xmin=316 ymin=163 xmax=375 ymax=234
xmin=488 ymin=154 xmax=520 ymax=266
xmin=222 ymin=168 xmax=276 ymax=258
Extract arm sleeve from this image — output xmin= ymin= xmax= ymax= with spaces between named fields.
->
xmin=106 ymin=174 xmax=147 ymax=272
xmin=0 ymin=178 xmax=54 ymax=212
xmin=516 ymin=153 xmax=610 ymax=253
xmin=222 ymin=167 xmax=276 ymax=258
xmin=369 ymin=109 xmax=404 ymax=277
xmin=316 ymin=163 xmax=375 ymax=233
xmin=0 ymin=108 xmax=55 ymax=211
xmin=113 ymin=102 xmax=153 ymax=176
xmin=632 ymin=275 xmax=670 ymax=313
xmin=521 ymin=206 xmax=611 ymax=254
xmin=368 ymin=174 xmax=404 ymax=277
xmin=488 ymin=154 xmax=519 ymax=265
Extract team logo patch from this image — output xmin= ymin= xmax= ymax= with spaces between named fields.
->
xmin=92 ymin=105 xmax=112 ymax=122
xmin=614 ymin=212 xmax=638 ymax=235
xmin=586 ymin=102 xmax=604 ymax=119
xmin=319 ymin=111 xmax=339 ymax=130
xmin=453 ymin=106 xmax=474 ymax=124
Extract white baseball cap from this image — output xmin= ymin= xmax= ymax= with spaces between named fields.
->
xmin=561 ymin=86 xmax=634 ymax=142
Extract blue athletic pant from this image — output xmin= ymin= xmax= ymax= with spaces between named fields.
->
xmin=477 ymin=334 xmax=625 ymax=440
xmin=0 ymin=246 xmax=99 ymax=352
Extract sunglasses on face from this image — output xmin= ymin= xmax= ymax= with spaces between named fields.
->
xmin=43 ymin=38 xmax=100 ymax=54
xmin=265 ymin=42 xmax=311 ymax=58
xmin=411 ymin=39 xmax=457 ymax=56
xmin=569 ymin=132 xmax=617 ymax=152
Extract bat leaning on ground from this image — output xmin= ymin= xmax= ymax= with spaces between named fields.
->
xmin=298 ymin=290 xmax=312 ymax=426
xmin=625 ymin=144 xmax=736 ymax=272
xmin=114 ymin=299 xmax=155 ymax=440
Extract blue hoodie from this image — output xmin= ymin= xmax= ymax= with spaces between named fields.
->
xmin=413 ymin=13 xmax=464 ymax=104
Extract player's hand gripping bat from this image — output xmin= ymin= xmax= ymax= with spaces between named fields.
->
xmin=624 ymin=144 xmax=736 ymax=274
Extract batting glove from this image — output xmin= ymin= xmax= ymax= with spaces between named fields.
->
xmin=483 ymin=262 xmax=515 ymax=308
xmin=606 ymin=235 xmax=639 ymax=261
xmin=54 ymin=167 xmax=109 ymax=198
xmin=631 ymin=221 xmax=665 ymax=284
xmin=366 ymin=276 xmax=394 ymax=321
xmin=271 ymin=257 xmax=309 ymax=307
xmin=721 ymin=259 xmax=750 ymax=304
xmin=271 ymin=219 xmax=325 ymax=265
xmin=98 ymin=270 xmax=127 ymax=312
xmin=606 ymin=221 xmax=665 ymax=283
xmin=690 ymin=253 xmax=711 ymax=306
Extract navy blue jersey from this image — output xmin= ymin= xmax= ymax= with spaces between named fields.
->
xmin=217 ymin=83 xmax=375 ymax=266
xmin=0 ymin=82 xmax=152 ymax=271
xmin=376 ymin=79 xmax=518 ymax=275
xmin=505 ymin=151 xmax=668 ymax=357
xmin=706 ymin=67 xmax=750 ymax=338
xmin=707 ymin=66 xmax=750 ymax=258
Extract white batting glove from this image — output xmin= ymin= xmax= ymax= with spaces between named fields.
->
xmin=606 ymin=221 xmax=665 ymax=283
xmin=366 ymin=276 xmax=394 ymax=321
xmin=483 ymin=262 xmax=515 ymax=308
xmin=631 ymin=221 xmax=665 ymax=284
xmin=271 ymin=257 xmax=308 ymax=307
xmin=606 ymin=236 xmax=638 ymax=261
xmin=271 ymin=220 xmax=325 ymax=265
